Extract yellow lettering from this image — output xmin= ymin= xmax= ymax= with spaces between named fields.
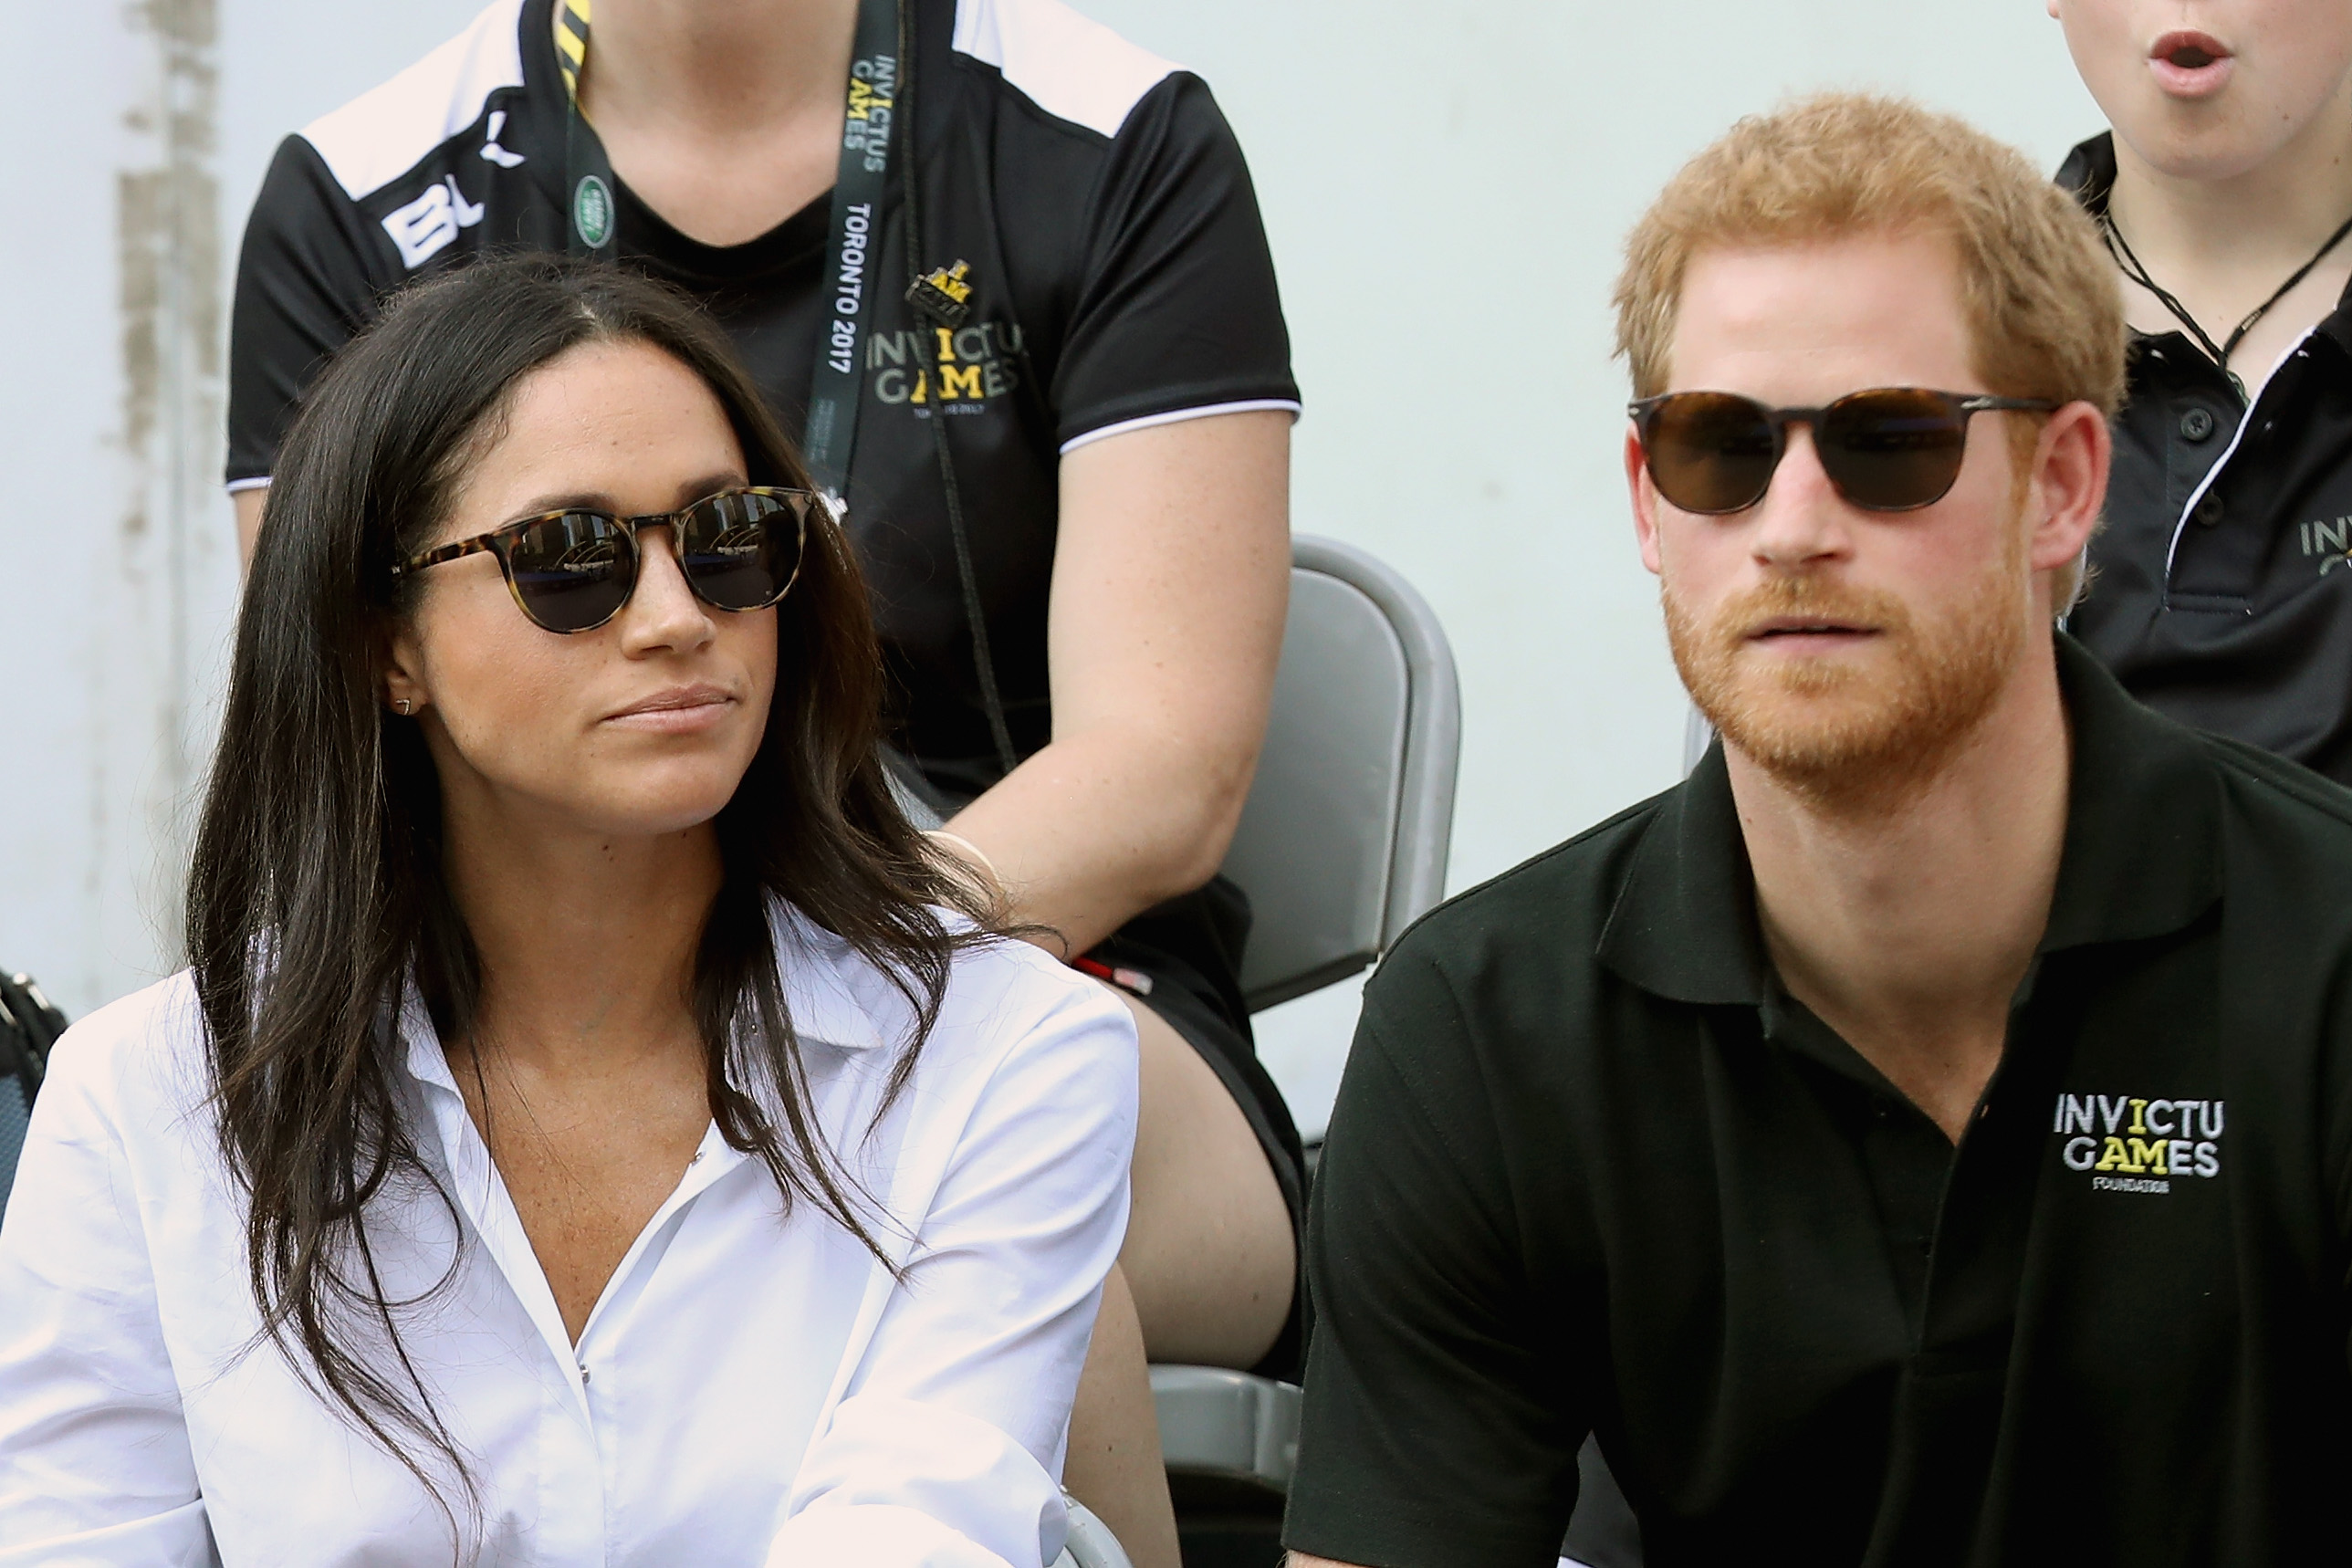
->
xmin=2095 ymin=1136 xmax=2131 ymax=1171
xmin=2127 ymin=1137 xmax=2169 ymax=1175
xmin=2127 ymin=1099 xmax=2149 ymax=1135
xmin=939 ymin=363 xmax=983 ymax=400
xmin=909 ymin=370 xmax=926 ymax=404
xmin=936 ymin=327 xmax=957 ymax=361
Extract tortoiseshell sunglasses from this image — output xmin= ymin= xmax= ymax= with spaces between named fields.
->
xmin=391 ymin=486 xmax=812 ymax=633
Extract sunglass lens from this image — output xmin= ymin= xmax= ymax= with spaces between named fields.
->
xmin=1646 ymin=392 xmax=1779 ymax=514
xmin=678 ymin=490 xmax=807 ymax=612
xmin=1819 ymin=389 xmax=1969 ymax=511
xmin=507 ymin=511 xmax=635 ymax=632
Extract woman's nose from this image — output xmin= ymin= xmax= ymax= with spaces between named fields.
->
xmin=618 ymin=525 xmax=716 ymax=651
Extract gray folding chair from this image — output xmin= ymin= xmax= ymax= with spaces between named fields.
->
xmin=1221 ymin=534 xmax=1461 ymax=1010
xmin=1152 ymin=534 xmax=1461 ymax=1544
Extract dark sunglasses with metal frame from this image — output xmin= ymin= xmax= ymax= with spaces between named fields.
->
xmin=1628 ymin=387 xmax=2059 ymax=517
xmin=391 ymin=486 xmax=814 ymax=634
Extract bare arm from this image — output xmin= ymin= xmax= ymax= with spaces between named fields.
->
xmin=234 ymin=487 xmax=267 ymax=568
xmin=943 ymin=409 xmax=1290 ymax=956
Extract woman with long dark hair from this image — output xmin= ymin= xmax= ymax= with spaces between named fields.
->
xmin=0 ymin=255 xmax=1136 ymax=1565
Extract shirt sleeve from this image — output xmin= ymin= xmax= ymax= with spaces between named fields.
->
xmin=1050 ymin=73 xmax=1299 ymax=449
xmin=225 ymin=134 xmax=400 ymax=488
xmin=1283 ymin=952 xmax=1588 ymax=1568
xmin=768 ymin=965 xmax=1139 ymax=1568
xmin=0 ymin=1026 xmax=211 ymax=1564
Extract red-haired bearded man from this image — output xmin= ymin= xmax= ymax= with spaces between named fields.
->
xmin=1284 ymin=93 xmax=2352 ymax=1568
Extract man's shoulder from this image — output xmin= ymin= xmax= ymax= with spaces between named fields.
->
xmin=2200 ymin=727 xmax=2352 ymax=862
xmin=297 ymin=0 xmax=533 ymax=204
xmin=1377 ymin=787 xmax=1676 ymax=997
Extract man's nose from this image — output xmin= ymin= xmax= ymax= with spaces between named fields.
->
xmin=1748 ymin=423 xmax=1854 ymax=567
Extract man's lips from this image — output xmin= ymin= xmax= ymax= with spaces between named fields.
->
xmin=1744 ymin=618 xmax=1881 ymax=643
xmin=2148 ymin=30 xmax=2234 ymax=99
xmin=603 ymin=684 xmax=737 ymax=731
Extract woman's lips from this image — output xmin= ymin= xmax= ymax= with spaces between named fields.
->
xmin=2148 ymin=30 xmax=2235 ymax=99
xmin=603 ymin=684 xmax=736 ymax=733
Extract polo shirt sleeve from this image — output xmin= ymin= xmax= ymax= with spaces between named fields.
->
xmin=1051 ymin=74 xmax=1299 ymax=450
xmin=226 ymin=135 xmax=400 ymax=488
xmin=1285 ymin=952 xmax=1586 ymax=1568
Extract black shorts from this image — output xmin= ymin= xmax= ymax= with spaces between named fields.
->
xmin=1088 ymin=874 xmax=1307 ymax=1384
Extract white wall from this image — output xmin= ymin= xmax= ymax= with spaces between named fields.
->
xmin=1 ymin=2 xmax=2099 ymax=1127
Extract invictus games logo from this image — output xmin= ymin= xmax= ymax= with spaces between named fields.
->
xmin=2301 ymin=515 xmax=2352 ymax=575
xmin=868 ymin=321 xmax=1024 ymax=412
xmin=2053 ymin=1092 xmax=2224 ymax=1195
xmin=572 ymin=174 xmax=613 ymax=250
xmin=843 ymin=53 xmax=898 ymax=174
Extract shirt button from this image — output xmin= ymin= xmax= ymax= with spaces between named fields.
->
xmin=579 ymin=1363 xmax=591 ymax=1385
xmin=2194 ymin=493 xmax=2224 ymax=528
xmin=2179 ymin=406 xmax=2215 ymax=442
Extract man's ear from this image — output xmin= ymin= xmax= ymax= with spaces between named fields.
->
xmin=2024 ymin=401 xmax=2110 ymax=577
xmin=1628 ymin=423 xmax=1665 ymax=577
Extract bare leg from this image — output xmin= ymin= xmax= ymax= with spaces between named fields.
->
xmin=1065 ymin=1264 xmax=1181 ymax=1568
xmin=1117 ymin=993 xmax=1295 ymax=1367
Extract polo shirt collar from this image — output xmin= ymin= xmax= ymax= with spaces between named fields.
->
xmin=1596 ymin=635 xmax=2222 ymax=1006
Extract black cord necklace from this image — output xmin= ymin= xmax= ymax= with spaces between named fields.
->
xmin=2101 ymin=202 xmax=2352 ymax=399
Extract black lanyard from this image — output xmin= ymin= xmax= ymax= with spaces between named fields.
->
xmin=559 ymin=0 xmax=904 ymax=515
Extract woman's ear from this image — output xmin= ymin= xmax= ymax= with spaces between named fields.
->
xmin=382 ymin=620 xmax=430 ymax=716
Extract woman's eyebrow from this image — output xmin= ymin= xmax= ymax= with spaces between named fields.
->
xmin=496 ymin=473 xmax=748 ymax=523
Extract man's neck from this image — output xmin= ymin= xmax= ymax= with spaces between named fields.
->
xmin=580 ymin=0 xmax=861 ymax=140
xmin=1727 ymin=641 xmax=2073 ymax=1143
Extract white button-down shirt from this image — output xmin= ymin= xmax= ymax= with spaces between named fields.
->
xmin=0 ymin=909 xmax=1136 ymax=1567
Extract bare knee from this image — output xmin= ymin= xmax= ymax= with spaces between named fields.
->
xmin=1114 ymin=991 xmax=1295 ymax=1367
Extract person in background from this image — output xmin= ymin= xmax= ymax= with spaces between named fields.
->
xmin=227 ymin=2 xmax=1301 ymax=1558
xmin=1288 ymin=93 xmax=2352 ymax=1567
xmin=2053 ymin=0 xmax=2352 ymax=779
xmin=0 ymin=256 xmax=1136 ymax=1566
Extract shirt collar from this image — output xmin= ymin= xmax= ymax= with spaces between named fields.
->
xmin=395 ymin=897 xmax=904 ymax=1094
xmin=1596 ymin=635 xmax=2223 ymax=1008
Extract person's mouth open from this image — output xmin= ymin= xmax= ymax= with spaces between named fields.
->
xmin=2148 ymin=30 xmax=2235 ymax=99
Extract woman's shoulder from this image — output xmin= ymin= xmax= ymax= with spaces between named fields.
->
xmin=772 ymin=904 xmax=1134 ymax=1080
xmin=33 ymin=971 xmax=214 ymax=1145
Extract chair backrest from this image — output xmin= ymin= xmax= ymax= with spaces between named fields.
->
xmin=1221 ymin=536 xmax=1461 ymax=1012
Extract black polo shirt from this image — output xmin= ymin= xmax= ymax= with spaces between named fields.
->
xmin=2061 ymin=132 xmax=2352 ymax=786
xmin=1285 ymin=636 xmax=2352 ymax=1568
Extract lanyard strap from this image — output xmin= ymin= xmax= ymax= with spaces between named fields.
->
xmin=558 ymin=0 xmax=904 ymax=513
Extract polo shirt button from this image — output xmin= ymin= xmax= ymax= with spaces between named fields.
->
xmin=2179 ymin=407 xmax=2215 ymax=442
xmin=2195 ymin=493 xmax=2224 ymax=528
xmin=579 ymin=1363 xmax=591 ymax=1385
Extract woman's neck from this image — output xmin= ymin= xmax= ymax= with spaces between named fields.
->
xmin=578 ymin=0 xmax=862 ymax=138
xmin=441 ymin=811 xmax=723 ymax=1074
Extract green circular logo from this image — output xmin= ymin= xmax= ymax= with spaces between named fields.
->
xmin=572 ymin=174 xmax=613 ymax=249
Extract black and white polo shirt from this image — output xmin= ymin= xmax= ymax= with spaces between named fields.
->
xmin=228 ymin=0 xmax=1300 ymax=780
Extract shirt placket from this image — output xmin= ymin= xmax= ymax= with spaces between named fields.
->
xmin=1859 ymin=967 xmax=2077 ymax=1568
